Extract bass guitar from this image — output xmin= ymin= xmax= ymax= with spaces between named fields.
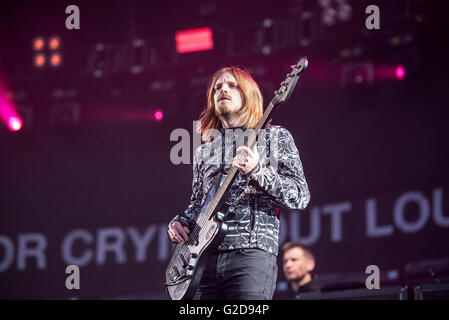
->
xmin=165 ymin=57 xmax=309 ymax=300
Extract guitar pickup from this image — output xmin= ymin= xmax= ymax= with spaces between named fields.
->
xmin=211 ymin=201 xmax=231 ymax=222
xmin=220 ymin=201 xmax=232 ymax=214
xmin=180 ymin=253 xmax=188 ymax=268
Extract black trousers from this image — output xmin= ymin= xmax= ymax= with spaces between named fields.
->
xmin=192 ymin=248 xmax=278 ymax=300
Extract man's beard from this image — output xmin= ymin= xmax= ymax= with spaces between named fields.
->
xmin=216 ymin=103 xmax=231 ymax=119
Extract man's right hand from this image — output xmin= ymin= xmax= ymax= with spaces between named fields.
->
xmin=168 ymin=221 xmax=191 ymax=244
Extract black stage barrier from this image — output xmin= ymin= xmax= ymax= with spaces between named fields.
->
xmin=414 ymin=282 xmax=449 ymax=300
xmin=292 ymin=286 xmax=409 ymax=300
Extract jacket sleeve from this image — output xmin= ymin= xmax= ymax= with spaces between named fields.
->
xmin=248 ymin=127 xmax=310 ymax=210
xmin=169 ymin=145 xmax=204 ymax=230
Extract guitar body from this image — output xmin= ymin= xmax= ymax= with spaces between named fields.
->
xmin=165 ymin=210 xmax=228 ymax=300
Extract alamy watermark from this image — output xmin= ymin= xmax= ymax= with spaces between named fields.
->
xmin=365 ymin=5 xmax=380 ymax=30
xmin=65 ymin=5 xmax=80 ymax=30
xmin=169 ymin=121 xmax=280 ymax=171
xmin=365 ymin=264 xmax=380 ymax=289
xmin=65 ymin=264 xmax=80 ymax=290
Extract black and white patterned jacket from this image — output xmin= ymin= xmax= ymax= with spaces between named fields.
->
xmin=170 ymin=124 xmax=310 ymax=256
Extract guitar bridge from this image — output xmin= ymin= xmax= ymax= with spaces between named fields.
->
xmin=165 ymin=274 xmax=191 ymax=286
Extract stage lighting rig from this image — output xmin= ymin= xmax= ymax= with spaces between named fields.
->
xmin=32 ymin=35 xmax=63 ymax=69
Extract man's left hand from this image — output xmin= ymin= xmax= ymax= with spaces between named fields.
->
xmin=233 ymin=145 xmax=259 ymax=175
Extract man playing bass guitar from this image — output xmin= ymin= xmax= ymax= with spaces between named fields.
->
xmin=167 ymin=66 xmax=311 ymax=300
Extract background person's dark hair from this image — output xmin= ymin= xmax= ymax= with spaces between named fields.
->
xmin=281 ymin=241 xmax=315 ymax=262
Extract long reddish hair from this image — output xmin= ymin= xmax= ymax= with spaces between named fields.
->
xmin=198 ymin=66 xmax=263 ymax=141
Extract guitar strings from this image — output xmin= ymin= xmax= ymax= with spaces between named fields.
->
xmin=167 ymin=62 xmax=306 ymax=283
xmin=169 ymin=105 xmax=273 ymax=277
xmin=171 ymin=134 xmax=260 ymax=275
xmin=171 ymin=125 xmax=249 ymax=275
xmin=170 ymin=166 xmax=238 ymax=276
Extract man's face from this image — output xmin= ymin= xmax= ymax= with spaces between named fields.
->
xmin=213 ymin=72 xmax=243 ymax=118
xmin=283 ymin=247 xmax=315 ymax=282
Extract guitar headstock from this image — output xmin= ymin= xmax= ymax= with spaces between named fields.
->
xmin=272 ymin=57 xmax=308 ymax=107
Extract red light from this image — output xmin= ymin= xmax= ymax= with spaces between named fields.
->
xmin=395 ymin=65 xmax=406 ymax=80
xmin=1 ymin=88 xmax=22 ymax=131
xmin=33 ymin=37 xmax=45 ymax=51
xmin=175 ymin=27 xmax=214 ymax=54
xmin=49 ymin=36 xmax=61 ymax=50
xmin=34 ymin=53 xmax=46 ymax=68
xmin=8 ymin=117 xmax=22 ymax=131
xmin=50 ymin=53 xmax=62 ymax=67
xmin=154 ymin=110 xmax=163 ymax=122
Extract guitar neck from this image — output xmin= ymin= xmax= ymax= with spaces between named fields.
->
xmin=200 ymin=56 xmax=308 ymax=222
xmin=202 ymin=100 xmax=277 ymax=221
